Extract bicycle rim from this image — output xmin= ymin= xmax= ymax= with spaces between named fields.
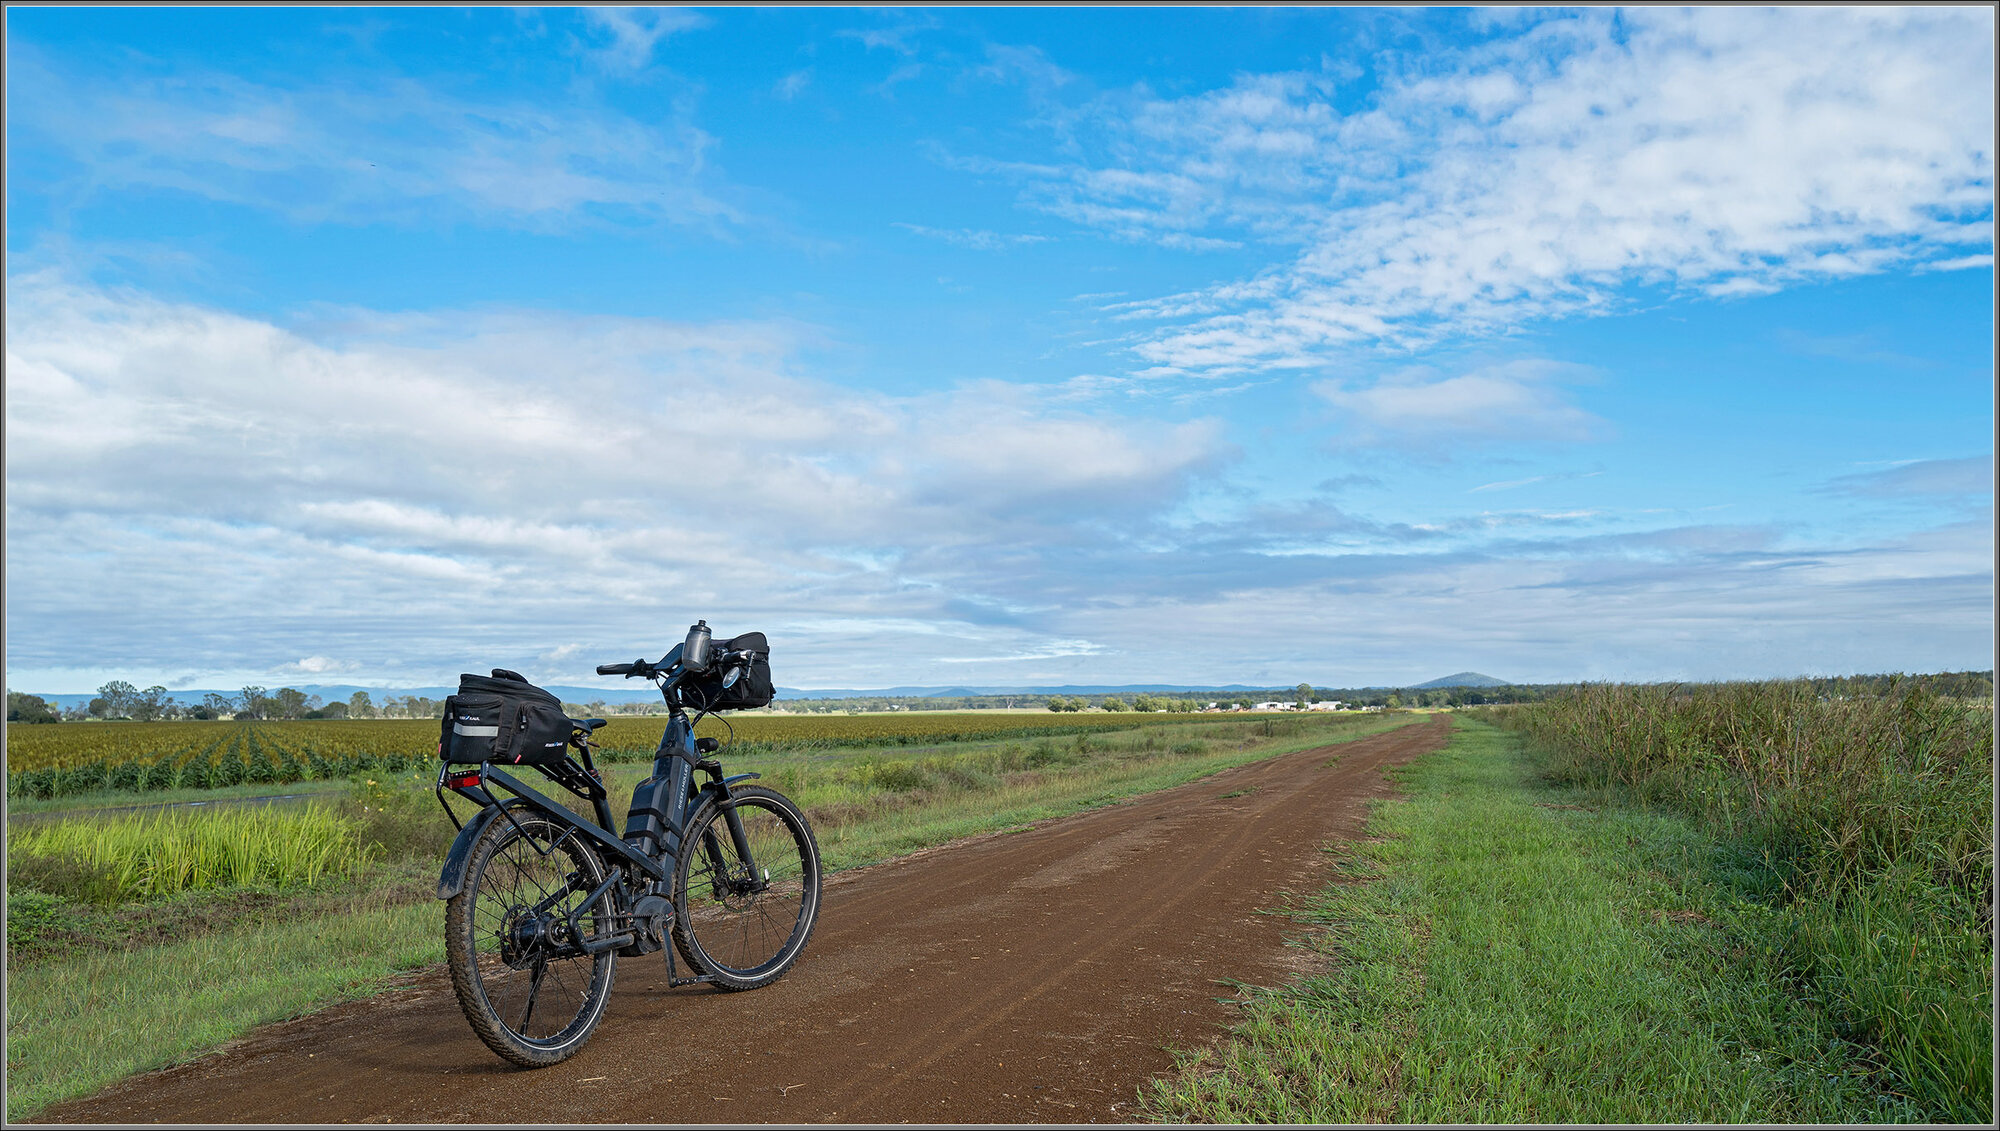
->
xmin=675 ymin=789 xmax=820 ymax=987
xmin=449 ymin=814 xmax=616 ymax=1064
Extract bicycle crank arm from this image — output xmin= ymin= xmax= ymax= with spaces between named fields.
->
xmin=576 ymin=930 xmax=639 ymax=955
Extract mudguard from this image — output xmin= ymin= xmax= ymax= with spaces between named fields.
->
xmin=437 ymin=800 xmax=525 ymax=900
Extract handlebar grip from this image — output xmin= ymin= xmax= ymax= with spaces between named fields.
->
xmin=596 ymin=662 xmax=637 ymax=676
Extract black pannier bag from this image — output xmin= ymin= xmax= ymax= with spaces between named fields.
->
xmin=679 ymin=632 xmax=775 ymax=711
xmin=439 ymin=668 xmax=574 ymax=765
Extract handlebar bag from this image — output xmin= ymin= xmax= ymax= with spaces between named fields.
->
xmin=678 ymin=632 xmax=775 ymax=711
xmin=440 ymin=669 xmax=574 ymax=764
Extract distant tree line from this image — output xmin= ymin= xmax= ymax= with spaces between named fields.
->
xmin=5 ymin=683 xmax=450 ymax=723
xmin=9 ymin=670 xmax=1988 ymax=726
xmin=777 ymin=671 xmax=1996 ymax=714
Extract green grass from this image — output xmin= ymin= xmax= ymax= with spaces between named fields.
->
xmin=6 ymin=778 xmax=348 ymax=819
xmin=5 ymin=711 xmax=1412 ymax=1121
xmin=9 ymin=804 xmax=374 ymax=903
xmin=1492 ymin=680 xmax=1992 ymax=1121
xmin=1143 ymin=718 xmax=1971 ymax=1124
xmin=4 ymin=886 xmax=442 ymax=1122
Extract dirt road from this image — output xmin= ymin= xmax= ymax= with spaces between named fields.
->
xmin=33 ymin=715 xmax=1450 ymax=1125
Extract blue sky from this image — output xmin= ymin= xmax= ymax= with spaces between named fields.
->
xmin=5 ymin=6 xmax=1993 ymax=693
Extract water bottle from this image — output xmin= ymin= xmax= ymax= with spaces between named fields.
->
xmin=684 ymin=619 xmax=713 ymax=672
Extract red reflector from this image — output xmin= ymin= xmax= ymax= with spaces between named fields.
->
xmin=449 ymin=774 xmax=481 ymax=789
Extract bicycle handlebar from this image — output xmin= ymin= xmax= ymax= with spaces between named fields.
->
xmin=596 ymin=641 xmax=753 ymax=685
xmin=597 ymin=650 xmax=754 ymax=679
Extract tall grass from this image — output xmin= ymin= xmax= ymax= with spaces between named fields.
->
xmin=1143 ymin=720 xmax=1924 ymax=1124
xmin=1491 ymin=679 xmax=1993 ymax=1122
xmin=8 ymin=805 xmax=375 ymax=903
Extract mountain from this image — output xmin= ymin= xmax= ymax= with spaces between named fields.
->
xmin=1408 ymin=672 xmax=1510 ymax=689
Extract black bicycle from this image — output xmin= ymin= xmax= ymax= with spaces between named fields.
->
xmin=433 ymin=621 xmax=822 ymax=1067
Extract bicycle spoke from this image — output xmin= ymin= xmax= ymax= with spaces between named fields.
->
xmin=446 ymin=811 xmax=615 ymax=1065
xmin=519 ymin=957 xmax=547 ymax=1031
xmin=676 ymin=790 xmax=819 ymax=987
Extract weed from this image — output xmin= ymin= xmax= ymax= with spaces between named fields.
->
xmin=6 ymin=890 xmax=66 ymax=948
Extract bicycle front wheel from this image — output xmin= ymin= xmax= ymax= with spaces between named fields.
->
xmin=672 ymin=785 xmax=822 ymax=991
xmin=445 ymin=809 xmax=618 ymax=1067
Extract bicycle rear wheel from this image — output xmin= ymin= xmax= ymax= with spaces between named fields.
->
xmin=672 ymin=785 xmax=822 ymax=991
xmin=445 ymin=809 xmax=617 ymax=1067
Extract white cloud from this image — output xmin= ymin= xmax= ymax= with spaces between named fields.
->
xmin=774 ymin=68 xmax=813 ymax=100
xmin=3 ymin=277 xmax=1230 ymax=684
xmin=892 ymin=223 xmax=1051 ymax=250
xmin=581 ymin=7 xmax=708 ymax=71
xmin=1002 ymin=7 xmax=1994 ymax=369
xmin=1824 ymin=455 xmax=1994 ymax=499
xmin=8 ymin=49 xmax=736 ymax=230
xmin=5 ymin=278 xmax=1985 ymax=690
xmin=1313 ymin=360 xmax=1605 ymax=447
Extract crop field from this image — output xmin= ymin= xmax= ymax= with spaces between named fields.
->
xmin=3 ymin=710 xmax=1254 ymax=800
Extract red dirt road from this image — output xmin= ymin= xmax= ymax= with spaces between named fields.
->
xmin=33 ymin=716 xmax=1450 ymax=1125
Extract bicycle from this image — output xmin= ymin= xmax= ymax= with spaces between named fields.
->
xmin=432 ymin=620 xmax=822 ymax=1067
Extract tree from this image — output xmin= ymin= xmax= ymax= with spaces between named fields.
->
xmin=202 ymin=692 xmax=238 ymax=718
xmin=95 ymin=680 xmax=141 ymax=718
xmin=1295 ymin=683 xmax=1314 ymax=708
xmin=273 ymin=687 xmax=309 ymax=720
xmin=348 ymin=691 xmax=376 ymax=719
xmin=132 ymin=685 xmax=172 ymax=722
xmin=7 ymin=692 xmax=60 ymax=724
xmin=239 ymin=686 xmax=270 ymax=719
xmin=1102 ymin=697 xmax=1129 ymax=712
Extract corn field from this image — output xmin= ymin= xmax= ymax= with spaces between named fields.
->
xmin=3 ymin=712 xmax=1244 ymax=800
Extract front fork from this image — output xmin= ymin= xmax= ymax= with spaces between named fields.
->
xmin=628 ymin=733 xmax=764 ymax=897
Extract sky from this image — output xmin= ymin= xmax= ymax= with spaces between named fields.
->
xmin=4 ymin=5 xmax=1994 ymax=695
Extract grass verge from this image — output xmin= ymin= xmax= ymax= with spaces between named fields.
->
xmin=5 ymin=712 xmax=1411 ymax=1121
xmin=1142 ymin=717 xmax=1972 ymax=1124
xmin=5 ymin=883 xmax=441 ymax=1122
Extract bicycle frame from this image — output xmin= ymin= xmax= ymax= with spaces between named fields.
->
xmin=433 ymin=695 xmax=765 ymax=980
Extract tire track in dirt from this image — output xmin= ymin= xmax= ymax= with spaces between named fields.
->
xmin=30 ymin=715 xmax=1451 ymax=1125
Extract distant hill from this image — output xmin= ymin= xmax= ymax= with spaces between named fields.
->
xmin=1409 ymin=672 xmax=1510 ymax=689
